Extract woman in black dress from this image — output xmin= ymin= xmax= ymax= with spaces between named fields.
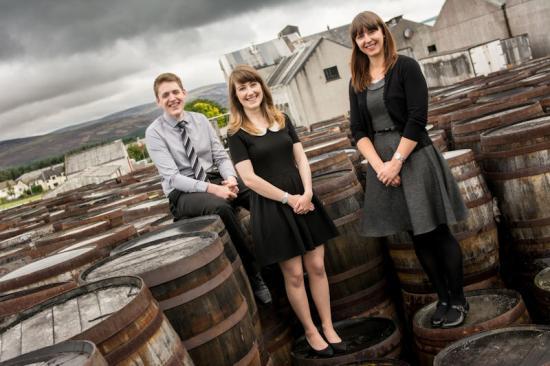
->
xmin=348 ymin=11 xmax=469 ymax=328
xmin=227 ymin=65 xmax=344 ymax=356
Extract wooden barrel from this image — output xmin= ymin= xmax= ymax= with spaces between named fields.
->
xmin=340 ymin=360 xmax=409 ymax=366
xmin=1 ymin=340 xmax=108 ymax=366
xmin=122 ymin=198 xmax=170 ymax=221
xmin=259 ymin=301 xmax=295 ymax=366
xmin=81 ymin=232 xmax=260 ymax=366
xmin=480 ymin=116 xmax=550 ymax=276
xmin=110 ymin=215 xmax=260 ymax=342
xmin=52 ymin=208 xmax=124 ymax=231
xmin=428 ymin=129 xmax=448 ymax=153
xmin=301 ymin=132 xmax=349 ymax=149
xmin=534 ymin=267 xmax=550 ymax=323
xmin=413 ymin=288 xmax=531 ymax=366
xmin=388 ymin=149 xmax=499 ymax=293
xmin=34 ymin=221 xmax=112 ymax=253
xmin=433 ymin=325 xmax=550 ymax=366
xmin=0 ymin=276 xmax=192 ymax=365
xmin=401 ymin=275 xmax=503 ymax=325
xmin=0 ymin=247 xmax=103 ymax=296
xmin=56 ymin=224 xmax=137 ymax=256
xmin=309 ymin=151 xmax=354 ymax=178
xmin=291 ymin=317 xmax=401 ymax=366
xmin=304 ymin=138 xmax=352 ymax=159
xmin=0 ymin=282 xmax=76 ymax=323
xmin=126 ymin=213 xmax=173 ymax=234
xmin=312 ymin=171 xmax=390 ymax=321
xmin=452 ymin=102 xmax=544 ymax=156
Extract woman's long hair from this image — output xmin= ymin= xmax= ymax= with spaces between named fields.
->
xmin=227 ymin=65 xmax=285 ymax=136
xmin=350 ymin=11 xmax=398 ymax=92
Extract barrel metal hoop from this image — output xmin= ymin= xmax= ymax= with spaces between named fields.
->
xmin=234 ymin=342 xmax=259 ymax=366
xmin=158 ymin=260 xmax=234 ymax=310
xmin=481 ymin=140 xmax=550 ymax=159
xmin=328 ymin=256 xmax=384 ymax=285
xmin=182 ymin=297 xmax=248 ymax=350
xmin=139 ymin=239 xmax=225 ymax=287
xmin=104 ymin=302 xmax=164 ymax=365
xmin=484 ymin=165 xmax=550 ymax=180
xmin=509 ymin=216 xmax=550 ymax=228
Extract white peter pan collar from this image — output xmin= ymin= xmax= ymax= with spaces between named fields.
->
xmin=241 ymin=123 xmax=281 ymax=136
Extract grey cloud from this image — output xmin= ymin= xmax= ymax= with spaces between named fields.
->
xmin=0 ymin=0 xmax=295 ymax=59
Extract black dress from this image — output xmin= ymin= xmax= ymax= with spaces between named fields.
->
xmin=228 ymin=116 xmax=338 ymax=266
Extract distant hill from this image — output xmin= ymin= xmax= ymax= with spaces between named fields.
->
xmin=0 ymin=83 xmax=227 ymax=170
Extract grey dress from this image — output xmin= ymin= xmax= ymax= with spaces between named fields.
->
xmin=361 ymin=78 xmax=467 ymax=237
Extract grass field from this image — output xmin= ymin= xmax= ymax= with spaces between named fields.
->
xmin=0 ymin=194 xmax=43 ymax=211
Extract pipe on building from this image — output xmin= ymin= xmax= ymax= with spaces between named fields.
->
xmin=502 ymin=4 xmax=513 ymax=38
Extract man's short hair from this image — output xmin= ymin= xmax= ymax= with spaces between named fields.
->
xmin=153 ymin=73 xmax=184 ymax=99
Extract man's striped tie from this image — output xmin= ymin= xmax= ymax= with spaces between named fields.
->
xmin=177 ymin=121 xmax=207 ymax=181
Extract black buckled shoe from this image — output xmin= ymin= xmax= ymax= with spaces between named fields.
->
xmin=431 ymin=301 xmax=449 ymax=328
xmin=249 ymin=273 xmax=272 ymax=305
xmin=441 ymin=301 xmax=469 ymax=328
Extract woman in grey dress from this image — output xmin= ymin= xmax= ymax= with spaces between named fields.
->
xmin=348 ymin=11 xmax=469 ymax=328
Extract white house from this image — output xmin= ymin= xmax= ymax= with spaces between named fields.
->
xmin=267 ymin=38 xmax=352 ymax=128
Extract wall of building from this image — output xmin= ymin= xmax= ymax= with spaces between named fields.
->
xmin=391 ymin=19 xmax=435 ymax=60
xmin=65 ymin=140 xmax=131 ymax=177
xmin=432 ymin=0 xmax=510 ymax=53
xmin=506 ymin=0 xmax=550 ymax=58
xmin=289 ymin=40 xmax=352 ymax=127
xmin=420 ymin=50 xmax=475 ymax=87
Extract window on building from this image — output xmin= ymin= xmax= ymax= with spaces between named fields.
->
xmin=323 ymin=66 xmax=340 ymax=82
xmin=427 ymin=44 xmax=437 ymax=53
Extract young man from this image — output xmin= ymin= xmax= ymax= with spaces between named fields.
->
xmin=145 ymin=72 xmax=271 ymax=304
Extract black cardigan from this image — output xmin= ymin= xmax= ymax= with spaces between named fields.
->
xmin=349 ymin=55 xmax=432 ymax=149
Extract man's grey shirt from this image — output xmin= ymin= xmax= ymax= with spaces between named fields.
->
xmin=145 ymin=111 xmax=237 ymax=196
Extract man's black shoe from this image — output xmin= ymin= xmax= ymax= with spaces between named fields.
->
xmin=250 ymin=273 xmax=272 ymax=304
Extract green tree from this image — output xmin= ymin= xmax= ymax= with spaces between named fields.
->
xmin=30 ymin=184 xmax=43 ymax=194
xmin=185 ymin=99 xmax=228 ymax=128
xmin=127 ymin=143 xmax=149 ymax=161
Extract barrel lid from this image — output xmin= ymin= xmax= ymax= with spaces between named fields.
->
xmin=535 ymin=267 xmax=550 ymax=291
xmin=0 ymin=340 xmax=106 ymax=366
xmin=82 ymin=232 xmax=220 ymax=286
xmin=480 ymin=115 xmax=550 ymax=146
xmin=292 ymin=317 xmax=399 ymax=362
xmin=442 ymin=149 xmax=476 ymax=168
xmin=125 ymin=198 xmax=168 ymax=211
xmin=112 ymin=215 xmax=222 ymax=255
xmin=433 ymin=325 xmax=550 ymax=366
xmin=0 ymin=247 xmax=96 ymax=283
xmin=0 ymin=276 xmax=143 ymax=361
xmin=57 ymin=225 xmax=136 ymax=254
xmin=414 ymin=288 xmax=522 ymax=332
xmin=452 ymin=102 xmax=541 ymax=135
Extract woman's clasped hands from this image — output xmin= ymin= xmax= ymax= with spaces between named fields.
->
xmin=376 ymin=160 xmax=402 ymax=187
xmin=288 ymin=192 xmax=315 ymax=214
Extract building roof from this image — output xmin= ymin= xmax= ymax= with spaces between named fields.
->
xmin=267 ymin=38 xmax=322 ymax=87
xmin=484 ymin=0 xmax=506 ymax=6
xmin=303 ymin=24 xmax=351 ymax=48
xmin=17 ymin=164 xmax=64 ymax=185
xmin=267 ymin=37 xmax=350 ymax=87
xmin=0 ymin=180 xmax=15 ymax=190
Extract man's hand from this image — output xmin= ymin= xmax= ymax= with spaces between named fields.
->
xmin=222 ymin=176 xmax=239 ymax=195
xmin=207 ymin=183 xmax=237 ymax=201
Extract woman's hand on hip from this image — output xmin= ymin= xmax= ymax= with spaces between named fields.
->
xmin=377 ymin=160 xmax=403 ymax=186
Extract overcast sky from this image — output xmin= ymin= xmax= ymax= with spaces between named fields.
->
xmin=0 ymin=0 xmax=444 ymax=141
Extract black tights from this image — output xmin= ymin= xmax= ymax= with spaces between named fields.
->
xmin=410 ymin=224 xmax=466 ymax=305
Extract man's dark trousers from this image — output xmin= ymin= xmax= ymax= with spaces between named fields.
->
xmin=168 ymin=173 xmax=258 ymax=276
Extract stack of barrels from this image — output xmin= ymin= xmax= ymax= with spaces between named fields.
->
xmin=1 ymin=55 xmax=549 ymax=365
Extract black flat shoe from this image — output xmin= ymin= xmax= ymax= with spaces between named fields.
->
xmin=431 ymin=301 xmax=449 ymax=328
xmin=307 ymin=344 xmax=334 ymax=358
xmin=441 ymin=301 xmax=469 ymax=328
xmin=328 ymin=341 xmax=347 ymax=354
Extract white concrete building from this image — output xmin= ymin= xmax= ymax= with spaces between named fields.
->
xmin=267 ymin=38 xmax=352 ymax=128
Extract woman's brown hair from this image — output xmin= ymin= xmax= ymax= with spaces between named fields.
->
xmin=227 ymin=65 xmax=285 ymax=136
xmin=350 ymin=11 xmax=398 ymax=92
